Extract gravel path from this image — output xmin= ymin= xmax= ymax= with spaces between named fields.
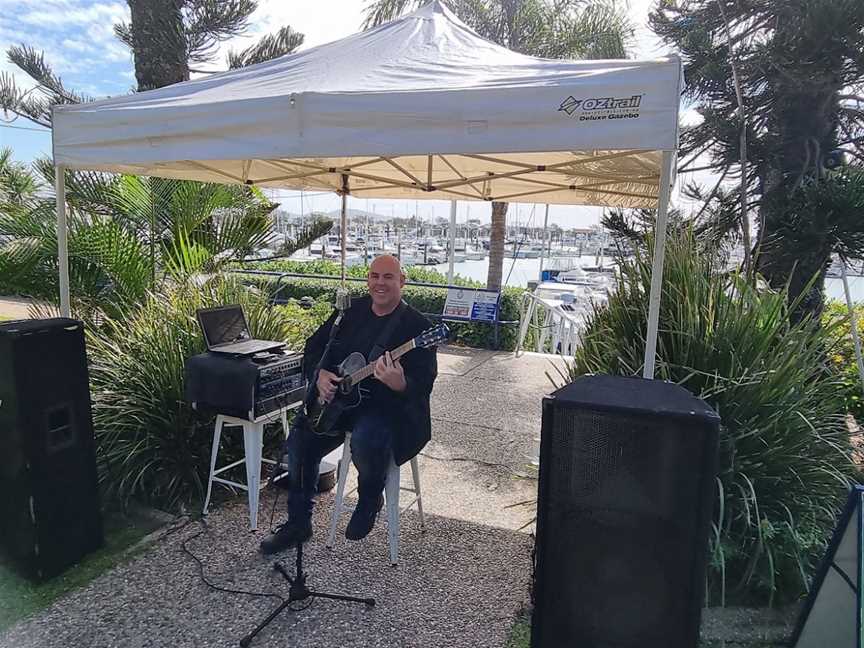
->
xmin=0 ymin=491 xmax=532 ymax=648
xmin=0 ymin=347 xmax=558 ymax=648
xmin=0 ymin=296 xmax=34 ymax=320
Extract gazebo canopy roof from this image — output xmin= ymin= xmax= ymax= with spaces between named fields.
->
xmin=52 ymin=1 xmax=681 ymax=207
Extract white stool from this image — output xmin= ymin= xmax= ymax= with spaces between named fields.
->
xmin=202 ymin=404 xmax=299 ymax=530
xmin=326 ymin=432 xmax=424 ymax=565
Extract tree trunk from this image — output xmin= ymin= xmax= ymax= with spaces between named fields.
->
xmin=127 ymin=0 xmax=188 ymax=91
xmin=758 ymin=235 xmax=831 ymax=323
xmin=486 ymin=201 xmax=508 ymax=290
xmin=753 ymin=70 xmax=839 ymax=321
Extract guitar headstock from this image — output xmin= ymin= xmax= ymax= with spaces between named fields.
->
xmin=414 ymin=323 xmax=449 ymax=349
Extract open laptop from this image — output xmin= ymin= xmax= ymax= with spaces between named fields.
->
xmin=196 ymin=305 xmax=285 ymax=356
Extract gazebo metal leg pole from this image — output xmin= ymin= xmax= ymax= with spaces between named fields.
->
xmin=841 ymin=259 xmax=864 ymax=400
xmin=55 ymin=165 xmax=71 ymax=318
xmin=642 ymin=150 xmax=675 ymax=379
xmin=539 ymin=204 xmax=549 ymax=280
xmin=447 ymin=200 xmax=457 ymax=284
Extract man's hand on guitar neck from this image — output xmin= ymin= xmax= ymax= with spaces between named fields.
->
xmin=317 ymin=368 xmax=342 ymax=404
xmin=374 ymin=351 xmax=407 ymax=393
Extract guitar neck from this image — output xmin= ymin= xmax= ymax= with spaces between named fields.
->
xmin=349 ymin=339 xmax=416 ymax=385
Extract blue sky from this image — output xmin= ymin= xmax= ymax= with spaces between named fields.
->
xmin=0 ymin=0 xmax=667 ymax=225
xmin=0 ymin=0 xmax=134 ymax=161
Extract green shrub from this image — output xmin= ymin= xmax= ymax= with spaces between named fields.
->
xmin=237 ymin=271 xmax=525 ymax=350
xmin=823 ymin=300 xmax=864 ymax=422
xmin=568 ymin=230 xmax=857 ymax=604
xmin=87 ymin=276 xmax=329 ymax=511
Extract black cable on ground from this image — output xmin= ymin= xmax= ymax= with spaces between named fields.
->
xmin=181 ymin=518 xmax=286 ymax=604
xmin=268 ymin=487 xmax=282 ymax=533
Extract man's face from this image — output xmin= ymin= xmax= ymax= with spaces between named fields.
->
xmin=367 ymin=258 xmax=405 ymax=311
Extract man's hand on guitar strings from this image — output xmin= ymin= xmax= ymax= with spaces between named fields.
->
xmin=317 ymin=368 xmax=342 ymax=404
xmin=374 ymin=351 xmax=407 ymax=393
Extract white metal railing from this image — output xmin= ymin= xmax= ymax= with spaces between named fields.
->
xmin=514 ymin=290 xmax=585 ymax=357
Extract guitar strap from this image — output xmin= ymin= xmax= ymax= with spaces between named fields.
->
xmin=368 ymin=300 xmax=407 ymax=365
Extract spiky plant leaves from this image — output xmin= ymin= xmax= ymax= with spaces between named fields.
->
xmin=87 ymin=275 xmax=333 ymax=511
xmin=569 ymin=229 xmax=857 ymax=604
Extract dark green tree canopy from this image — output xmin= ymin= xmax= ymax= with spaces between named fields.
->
xmin=647 ymin=0 xmax=864 ymax=319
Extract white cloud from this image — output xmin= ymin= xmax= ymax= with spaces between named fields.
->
xmin=17 ymin=1 xmax=127 ymax=28
xmin=627 ymin=0 xmax=672 ymax=59
xmin=210 ymin=0 xmax=367 ymax=70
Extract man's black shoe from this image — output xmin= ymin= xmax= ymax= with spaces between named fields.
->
xmin=346 ymin=494 xmax=385 ymax=541
xmin=259 ymin=519 xmax=312 ymax=555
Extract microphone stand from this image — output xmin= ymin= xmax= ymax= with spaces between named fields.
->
xmin=239 ymin=539 xmax=375 ymax=647
xmin=241 ymin=285 xmax=374 ymax=648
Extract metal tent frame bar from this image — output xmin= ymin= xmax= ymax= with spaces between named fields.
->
xmin=206 ymin=150 xmax=664 ymax=204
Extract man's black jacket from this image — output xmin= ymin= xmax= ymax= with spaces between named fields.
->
xmin=302 ymin=295 xmax=437 ymax=465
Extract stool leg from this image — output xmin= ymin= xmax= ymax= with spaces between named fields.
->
xmin=385 ymin=461 xmax=400 ymax=566
xmin=410 ymin=457 xmax=425 ymax=530
xmin=327 ymin=436 xmax=352 ymax=549
xmin=203 ymin=416 xmax=225 ymax=516
xmin=243 ymin=421 xmax=264 ymax=531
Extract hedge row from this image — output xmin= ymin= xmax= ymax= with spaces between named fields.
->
xmin=239 ymin=272 xmax=525 ymax=350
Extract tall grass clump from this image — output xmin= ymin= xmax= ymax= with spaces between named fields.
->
xmin=568 ymin=230 xmax=858 ymax=604
xmin=87 ymin=276 xmax=331 ymax=511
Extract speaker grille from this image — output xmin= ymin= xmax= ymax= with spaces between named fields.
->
xmin=533 ymin=378 xmax=718 ymax=648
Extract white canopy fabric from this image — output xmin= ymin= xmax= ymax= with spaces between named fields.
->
xmin=51 ymin=0 xmax=679 ymax=377
xmin=53 ymin=1 xmax=680 ymax=209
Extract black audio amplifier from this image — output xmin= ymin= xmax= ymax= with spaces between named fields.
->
xmin=185 ymin=350 xmax=307 ymax=420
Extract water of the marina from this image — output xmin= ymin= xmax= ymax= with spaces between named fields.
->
xmin=433 ymin=256 xmax=864 ymax=304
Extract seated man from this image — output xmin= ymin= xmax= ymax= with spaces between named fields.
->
xmin=261 ymin=254 xmax=438 ymax=554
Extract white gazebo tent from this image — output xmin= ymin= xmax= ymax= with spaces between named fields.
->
xmin=51 ymin=1 xmax=680 ymax=378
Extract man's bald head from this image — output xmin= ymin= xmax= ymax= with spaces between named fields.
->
xmin=367 ymin=254 xmax=406 ymax=315
xmin=369 ymin=254 xmax=403 ymax=276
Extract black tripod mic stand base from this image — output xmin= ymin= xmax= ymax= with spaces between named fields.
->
xmin=239 ymin=542 xmax=375 ymax=648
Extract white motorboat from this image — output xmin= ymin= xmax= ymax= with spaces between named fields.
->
xmin=507 ymin=246 xmax=541 ymax=259
xmin=464 ymin=246 xmax=486 ymax=260
xmin=557 ymin=266 xmax=596 ymax=287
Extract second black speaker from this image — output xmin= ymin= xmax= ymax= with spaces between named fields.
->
xmin=532 ymin=374 xmax=720 ymax=648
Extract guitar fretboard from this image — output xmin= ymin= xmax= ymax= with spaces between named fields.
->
xmin=347 ymin=339 xmax=416 ymax=385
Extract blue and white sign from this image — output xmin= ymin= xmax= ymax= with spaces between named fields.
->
xmin=443 ymin=288 xmax=500 ymax=323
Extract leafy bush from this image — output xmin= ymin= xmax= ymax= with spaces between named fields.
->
xmin=0 ymin=151 xmax=329 ymax=319
xmin=568 ymin=230 xmax=857 ymax=604
xmin=237 ymin=271 xmax=525 ymax=350
xmin=87 ymin=276 xmax=330 ymax=511
xmin=824 ymin=300 xmax=864 ymax=423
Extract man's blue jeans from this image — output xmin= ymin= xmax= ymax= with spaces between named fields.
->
xmin=285 ymin=408 xmax=395 ymax=522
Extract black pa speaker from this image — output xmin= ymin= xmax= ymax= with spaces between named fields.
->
xmin=532 ymin=375 xmax=720 ymax=648
xmin=0 ymin=318 xmax=103 ymax=580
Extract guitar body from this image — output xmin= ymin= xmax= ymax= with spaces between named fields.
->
xmin=307 ymin=352 xmax=366 ymax=436
xmin=303 ymin=323 xmax=449 ymax=436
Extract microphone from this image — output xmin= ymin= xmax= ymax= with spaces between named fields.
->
xmin=335 ymin=287 xmax=351 ymax=312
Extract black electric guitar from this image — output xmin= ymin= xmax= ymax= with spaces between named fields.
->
xmin=306 ymin=323 xmax=449 ymax=436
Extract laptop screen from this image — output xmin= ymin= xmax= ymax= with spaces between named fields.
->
xmin=198 ymin=306 xmax=250 ymax=347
